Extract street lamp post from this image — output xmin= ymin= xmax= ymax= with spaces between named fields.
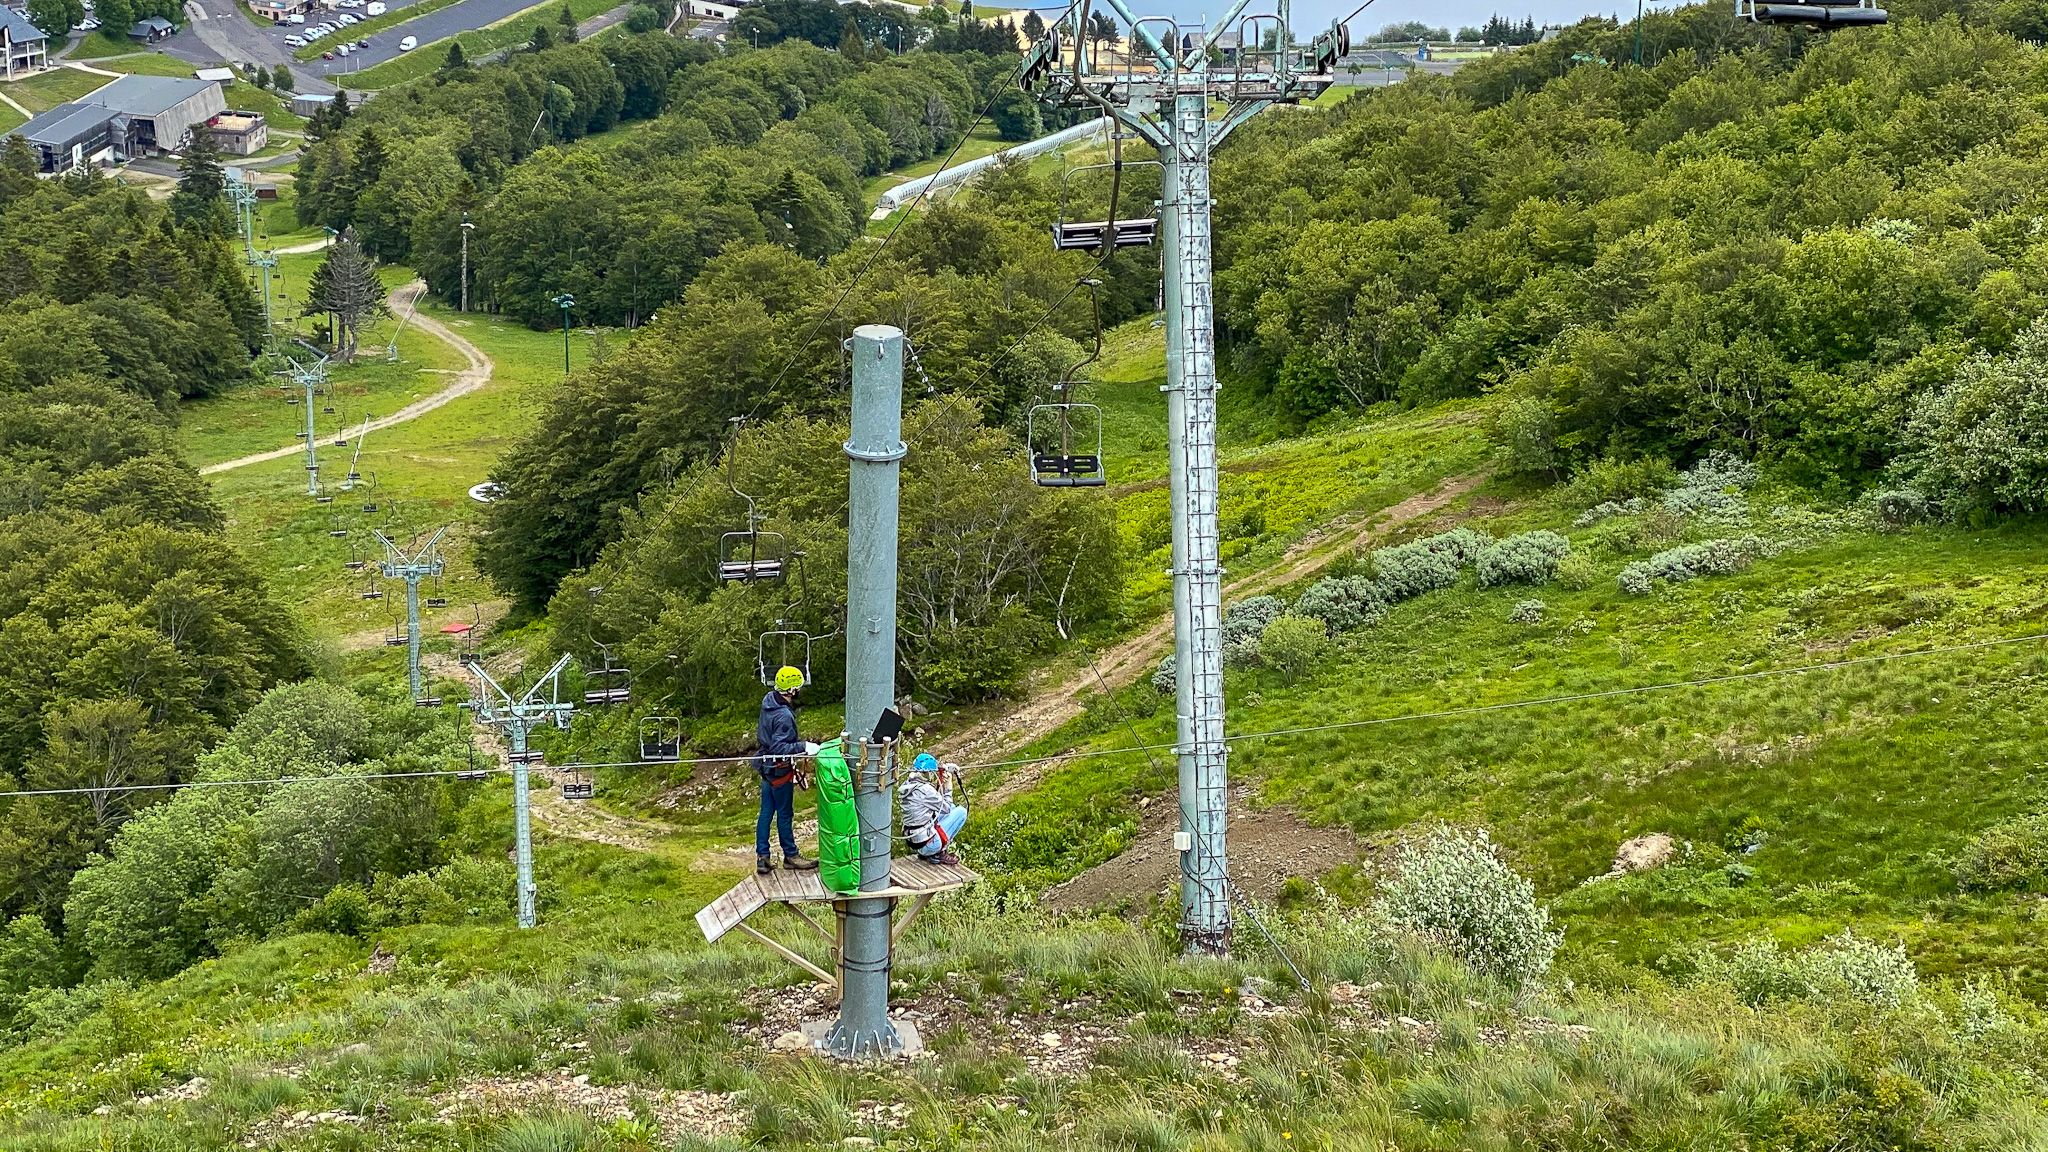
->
xmin=460 ymin=216 xmax=474 ymax=314
xmin=551 ymin=292 xmax=574 ymax=374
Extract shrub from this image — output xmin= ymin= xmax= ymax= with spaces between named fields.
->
xmin=1559 ymin=456 xmax=1677 ymax=508
xmin=1871 ymin=487 xmax=1932 ymax=528
xmin=1493 ymin=394 xmax=1556 ymax=476
xmin=1475 ymin=530 xmax=1571 ymax=587
xmin=1554 ymin=550 xmax=1599 ymax=591
xmin=1659 ymin=451 xmax=1759 ymax=525
xmin=1259 ymin=615 xmax=1328 ymax=683
xmin=1689 ymin=932 xmax=1920 ymax=1009
xmin=1369 ymin=540 xmax=1463 ymax=601
xmin=1954 ymin=812 xmax=2048 ymax=892
xmin=291 ymin=884 xmax=374 ymax=937
xmin=1508 ymin=598 xmax=1545 ymax=624
xmin=1617 ymin=536 xmax=1768 ymax=595
xmin=1427 ymin=527 xmax=1495 ymax=565
xmin=1897 ymin=318 xmax=2048 ymax=517
xmin=1221 ymin=596 xmax=1284 ymax=645
xmin=1151 ymin=654 xmax=1176 ymax=693
xmin=1372 ymin=825 xmax=1560 ymax=986
xmin=371 ymin=871 xmax=460 ymax=927
xmin=431 ymin=855 xmax=516 ymax=920
xmin=1293 ymin=574 xmax=1388 ymax=633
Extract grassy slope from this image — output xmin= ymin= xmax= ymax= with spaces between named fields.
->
xmin=337 ymin=0 xmax=619 ymax=89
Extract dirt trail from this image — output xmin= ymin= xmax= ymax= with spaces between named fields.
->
xmin=199 ymin=282 xmax=493 ymax=475
xmin=469 ymin=726 xmax=678 ymax=853
xmin=954 ymin=473 xmax=1488 ymax=806
xmin=337 ymin=599 xmax=508 ymax=652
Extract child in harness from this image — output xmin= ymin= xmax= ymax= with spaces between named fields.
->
xmin=901 ymin=753 xmax=967 ymax=864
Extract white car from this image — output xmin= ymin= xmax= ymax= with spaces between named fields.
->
xmin=397 ymin=34 xmax=415 ymax=49
xmin=365 ymin=1 xmax=384 ymax=13
xmin=286 ymin=12 xmax=303 ymax=21
xmin=284 ymin=33 xmax=303 ymax=44
xmin=78 ymin=16 xmax=97 ymax=27
xmin=336 ymin=42 xmax=350 ymax=54
xmin=338 ymin=14 xmax=357 ymax=24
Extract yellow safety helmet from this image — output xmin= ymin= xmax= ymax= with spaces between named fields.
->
xmin=774 ymin=666 xmax=806 ymax=692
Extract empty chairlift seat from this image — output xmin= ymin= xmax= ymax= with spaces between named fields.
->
xmin=1052 ymin=218 xmax=1157 ymax=253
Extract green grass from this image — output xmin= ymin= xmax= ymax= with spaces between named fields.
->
xmin=337 ymin=0 xmax=620 ymax=89
xmin=290 ymin=0 xmax=470 ymax=61
xmin=3 ymin=66 xmax=109 ymax=112
xmin=0 ymin=103 xmax=22 ymax=134
xmin=60 ymin=31 xmax=145 ymax=59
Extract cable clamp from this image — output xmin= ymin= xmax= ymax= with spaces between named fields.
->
xmin=844 ymin=439 xmax=908 ymax=463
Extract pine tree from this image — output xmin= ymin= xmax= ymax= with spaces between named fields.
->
xmin=441 ymin=40 xmax=468 ymax=71
xmin=53 ymin=231 xmax=107 ymax=305
xmin=958 ymin=0 xmax=971 ymax=17
xmin=273 ymin=63 xmax=293 ymax=90
xmin=530 ymin=20 xmax=553 ymax=50
xmin=304 ymin=229 xmax=385 ymax=361
xmin=838 ymin=16 xmax=864 ymax=61
xmin=1022 ymin=9 xmax=1043 ymax=39
xmin=557 ymin=2 xmax=577 ymax=42
xmin=0 ymin=135 xmax=36 ymax=205
xmin=254 ymin=64 xmax=270 ymax=89
xmin=172 ymin=126 xmax=226 ymax=228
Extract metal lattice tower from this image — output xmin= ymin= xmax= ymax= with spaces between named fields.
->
xmin=1020 ymin=4 xmax=1344 ymax=954
xmin=375 ymin=526 xmax=448 ymax=700
xmin=226 ymin=169 xmax=278 ymax=349
xmin=284 ymin=355 xmax=329 ymax=496
xmin=463 ymin=652 xmax=575 ymax=929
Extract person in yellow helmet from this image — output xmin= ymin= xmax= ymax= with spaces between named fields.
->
xmin=753 ymin=665 xmax=818 ymax=875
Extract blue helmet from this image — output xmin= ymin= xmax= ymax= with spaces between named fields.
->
xmin=912 ymin=753 xmax=939 ymax=775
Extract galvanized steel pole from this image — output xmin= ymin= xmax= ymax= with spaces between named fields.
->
xmin=511 ymin=720 xmax=536 ymax=929
xmin=827 ymin=323 xmax=907 ymax=1058
xmin=1161 ymin=93 xmax=1231 ymax=954
xmin=405 ymin=577 xmax=423 ymax=700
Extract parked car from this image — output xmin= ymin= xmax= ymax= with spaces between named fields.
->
xmin=284 ymin=34 xmax=303 ymax=45
xmin=336 ymin=42 xmax=350 ymax=54
xmin=365 ymin=1 xmax=384 ymax=13
xmin=397 ymin=34 xmax=415 ymax=49
xmin=354 ymin=38 xmax=369 ymax=48
xmin=78 ymin=17 xmax=97 ymax=28
xmin=338 ymin=14 xmax=357 ymax=24
xmin=286 ymin=12 xmax=304 ymax=21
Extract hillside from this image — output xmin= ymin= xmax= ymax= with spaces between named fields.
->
xmin=13 ymin=4 xmax=2048 ymax=1151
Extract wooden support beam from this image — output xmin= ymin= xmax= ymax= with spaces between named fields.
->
xmin=784 ymin=902 xmax=835 ymax=947
xmin=735 ymin=923 xmax=836 ymax=987
xmin=891 ymin=892 xmax=934 ymax=949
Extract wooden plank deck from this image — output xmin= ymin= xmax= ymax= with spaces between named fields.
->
xmin=696 ymin=857 xmax=979 ymax=943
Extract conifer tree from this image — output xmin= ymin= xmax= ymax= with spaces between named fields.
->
xmin=304 ymin=229 xmax=384 ymax=361
xmin=557 ymin=2 xmax=577 ymax=42
xmin=530 ymin=20 xmax=553 ymax=50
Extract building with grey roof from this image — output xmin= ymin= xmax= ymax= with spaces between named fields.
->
xmin=10 ymin=74 xmax=227 ymax=174
xmin=0 ymin=9 xmax=46 ymax=81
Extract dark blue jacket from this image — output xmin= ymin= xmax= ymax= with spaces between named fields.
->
xmin=753 ymin=690 xmax=804 ymax=778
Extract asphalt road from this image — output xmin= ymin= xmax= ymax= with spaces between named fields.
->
xmin=317 ymin=0 xmax=568 ymax=81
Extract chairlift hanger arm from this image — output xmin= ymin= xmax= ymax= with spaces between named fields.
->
xmin=1193 ymin=0 xmax=1256 ymax=70
xmin=1099 ymin=0 xmax=1177 ymax=71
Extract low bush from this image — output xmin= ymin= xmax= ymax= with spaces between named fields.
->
xmin=1617 ymin=536 xmax=1768 ymax=595
xmin=1293 ymin=574 xmax=1388 ymax=633
xmin=1954 ymin=812 xmax=2048 ymax=892
xmin=1372 ymin=825 xmax=1560 ymax=987
xmin=1221 ymin=596 xmax=1283 ymax=646
xmin=1259 ymin=616 xmax=1328 ymax=683
xmin=1554 ymin=550 xmax=1599 ymax=591
xmin=1688 ymin=932 xmax=1920 ymax=1008
xmin=1660 ymin=451 xmax=1759 ymax=524
xmin=1871 ymin=487 xmax=1933 ymax=527
xmin=1559 ymin=455 xmax=1678 ymax=508
xmin=1508 ymin=599 xmax=1546 ymax=624
xmin=1475 ymin=530 xmax=1570 ymax=587
xmin=1572 ymin=496 xmax=1647 ymax=528
xmin=1369 ymin=540 xmax=1464 ymax=601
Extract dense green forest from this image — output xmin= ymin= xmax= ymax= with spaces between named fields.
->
xmin=296 ymin=32 xmax=1028 ymax=326
xmin=1217 ymin=8 xmax=2048 ymax=505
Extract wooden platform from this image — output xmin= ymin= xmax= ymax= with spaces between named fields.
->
xmin=697 ymin=857 xmax=978 ymax=942
xmin=696 ymin=857 xmax=979 ymax=992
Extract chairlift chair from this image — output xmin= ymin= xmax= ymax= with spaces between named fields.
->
xmin=1027 ymin=277 xmax=1110 ymax=488
xmin=323 ymin=405 xmax=336 ymax=414
xmin=456 ymin=768 xmax=491 ymax=782
xmin=639 ymin=715 xmax=682 ymax=762
xmin=1051 ymin=160 xmax=1161 ymax=255
xmin=714 ymin=417 xmax=788 ymax=584
xmin=757 ymin=623 xmax=813 ymax=688
xmin=344 ymin=559 xmax=366 ymax=571
xmin=415 ymin=696 xmax=442 ymax=707
xmin=582 ymin=643 xmax=632 ymax=706
xmin=507 ymin=749 xmax=546 ymax=765
xmin=1737 ymin=0 xmax=1885 ymax=22
xmin=362 ymin=589 xmax=385 ymax=601
xmin=328 ymin=527 xmax=349 ymax=537
xmin=315 ymin=495 xmax=335 ymax=505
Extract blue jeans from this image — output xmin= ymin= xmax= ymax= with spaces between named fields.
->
xmin=915 ymin=803 xmax=968 ymax=857
xmin=757 ymin=778 xmax=798 ymax=858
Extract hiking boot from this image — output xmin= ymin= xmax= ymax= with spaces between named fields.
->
xmin=756 ymin=855 xmax=773 ymax=875
xmin=782 ymin=853 xmax=818 ymax=871
xmin=933 ymin=851 xmax=960 ymax=866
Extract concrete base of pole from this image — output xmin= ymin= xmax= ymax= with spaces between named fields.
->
xmin=805 ymin=1016 xmax=921 ymax=1060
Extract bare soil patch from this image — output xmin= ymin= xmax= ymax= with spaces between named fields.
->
xmin=427 ymin=1070 xmax=744 ymax=1140
xmin=1040 ymin=788 xmax=1365 ymax=914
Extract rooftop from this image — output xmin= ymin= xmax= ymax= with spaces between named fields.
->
xmin=0 ymin=8 xmax=46 ymax=41
xmin=14 ymin=102 xmax=118 ymax=147
xmin=194 ymin=67 xmax=235 ymax=83
xmin=82 ymin=73 xmax=211 ymax=117
xmin=129 ymin=16 xmax=175 ymax=33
